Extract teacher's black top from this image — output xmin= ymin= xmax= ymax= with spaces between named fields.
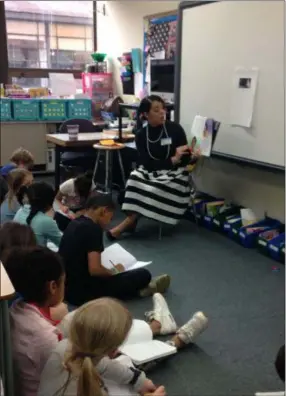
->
xmin=135 ymin=121 xmax=190 ymax=172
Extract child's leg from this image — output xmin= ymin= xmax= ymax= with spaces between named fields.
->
xmin=145 ymin=294 xmax=209 ymax=346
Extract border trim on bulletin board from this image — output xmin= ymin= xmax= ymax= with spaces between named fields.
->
xmin=143 ymin=11 xmax=177 ymax=87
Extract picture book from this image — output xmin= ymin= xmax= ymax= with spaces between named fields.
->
xmin=188 ymin=116 xmax=215 ymax=157
xmin=102 ymin=243 xmax=152 ymax=273
xmin=120 ymin=320 xmax=177 ymax=365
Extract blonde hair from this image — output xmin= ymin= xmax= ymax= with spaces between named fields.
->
xmin=56 ymin=298 xmax=132 ymax=396
xmin=10 ymin=147 xmax=34 ymax=168
xmin=6 ymin=168 xmax=31 ymax=209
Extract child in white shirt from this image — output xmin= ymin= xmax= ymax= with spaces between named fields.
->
xmin=55 ymin=171 xmax=95 ymax=213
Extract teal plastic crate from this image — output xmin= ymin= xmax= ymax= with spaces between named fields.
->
xmin=0 ymin=98 xmax=12 ymax=121
xmin=67 ymin=99 xmax=92 ymax=119
xmin=13 ymin=99 xmax=40 ymax=121
xmin=40 ymin=99 xmax=67 ymax=121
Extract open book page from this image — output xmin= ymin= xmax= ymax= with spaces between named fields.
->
xmin=120 ymin=320 xmax=176 ymax=365
xmin=121 ymin=319 xmax=153 ymax=347
xmin=188 ymin=115 xmax=213 ymax=157
xmin=102 ymin=243 xmax=152 ymax=272
xmin=120 ymin=340 xmax=177 ymax=365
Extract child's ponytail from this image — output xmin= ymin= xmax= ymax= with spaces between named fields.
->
xmin=77 ymin=357 xmax=103 ymax=396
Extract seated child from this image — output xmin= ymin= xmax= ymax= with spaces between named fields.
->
xmin=14 ymin=181 xmax=62 ymax=248
xmin=59 ymin=193 xmax=170 ymax=306
xmin=0 ymin=168 xmax=33 ymax=224
xmin=6 ymin=246 xmax=208 ymax=396
xmin=55 ymin=171 xmax=95 ymax=214
xmin=0 ymin=147 xmax=34 ymax=178
xmin=38 ymin=297 xmax=208 ymax=396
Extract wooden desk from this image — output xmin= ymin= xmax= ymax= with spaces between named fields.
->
xmin=46 ymin=131 xmax=134 ymax=190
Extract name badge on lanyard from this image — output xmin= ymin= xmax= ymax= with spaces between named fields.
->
xmin=161 ymin=138 xmax=172 ymax=146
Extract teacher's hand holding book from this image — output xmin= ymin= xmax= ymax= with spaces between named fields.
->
xmin=115 ymin=263 xmax=125 ymax=273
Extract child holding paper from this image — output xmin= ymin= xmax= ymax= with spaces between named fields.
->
xmin=59 ymin=193 xmax=171 ymax=306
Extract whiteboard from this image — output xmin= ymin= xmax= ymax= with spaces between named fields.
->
xmin=175 ymin=1 xmax=285 ymax=169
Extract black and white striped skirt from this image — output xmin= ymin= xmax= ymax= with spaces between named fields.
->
xmin=122 ymin=166 xmax=190 ymax=225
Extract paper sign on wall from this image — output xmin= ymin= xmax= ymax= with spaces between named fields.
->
xmin=229 ymin=67 xmax=259 ymax=127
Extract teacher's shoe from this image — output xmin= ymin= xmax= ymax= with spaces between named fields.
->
xmin=177 ymin=311 xmax=208 ymax=344
xmin=145 ymin=293 xmax=177 ymax=335
xmin=139 ymin=274 xmax=171 ymax=298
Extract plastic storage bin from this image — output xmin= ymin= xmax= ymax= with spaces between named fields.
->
xmin=238 ymin=218 xmax=281 ymax=248
xmin=67 ymin=99 xmax=92 ymax=119
xmin=40 ymin=99 xmax=67 ymax=121
xmin=13 ymin=99 xmax=40 ymax=121
xmin=0 ymin=98 xmax=12 ymax=121
xmin=257 ymin=227 xmax=283 ymax=255
xmin=212 ymin=206 xmax=242 ymax=232
xmin=82 ymin=73 xmax=113 ymax=97
xmin=267 ymin=233 xmax=285 ymax=262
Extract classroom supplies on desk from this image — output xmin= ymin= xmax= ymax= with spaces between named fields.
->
xmin=120 ymin=320 xmax=176 ymax=365
xmin=101 ymin=243 xmax=151 ymax=273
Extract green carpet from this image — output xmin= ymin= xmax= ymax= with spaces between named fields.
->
xmin=108 ymin=216 xmax=285 ymax=395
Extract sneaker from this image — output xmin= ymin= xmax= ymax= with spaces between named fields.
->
xmin=139 ymin=274 xmax=171 ymax=298
xmin=145 ymin=293 xmax=177 ymax=335
xmin=177 ymin=311 xmax=208 ymax=345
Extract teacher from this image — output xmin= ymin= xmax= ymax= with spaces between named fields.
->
xmin=108 ymin=95 xmax=197 ymax=240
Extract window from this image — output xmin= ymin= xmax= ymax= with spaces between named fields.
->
xmin=5 ymin=1 xmax=95 ymax=71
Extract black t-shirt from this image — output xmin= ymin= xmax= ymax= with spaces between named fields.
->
xmin=59 ymin=216 xmax=104 ymax=293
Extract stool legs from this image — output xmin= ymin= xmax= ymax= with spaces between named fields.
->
xmin=92 ymin=151 xmax=101 ymax=183
xmin=117 ymin=151 xmax=126 ymax=187
xmin=105 ymin=150 xmax=113 ymax=194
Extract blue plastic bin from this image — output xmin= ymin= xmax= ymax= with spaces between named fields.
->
xmin=268 ymin=233 xmax=285 ymax=262
xmin=40 ymin=99 xmax=67 ymax=121
xmin=0 ymin=98 xmax=13 ymax=121
xmin=13 ymin=99 xmax=40 ymax=121
xmin=238 ymin=218 xmax=281 ymax=248
xmin=67 ymin=99 xmax=92 ymax=119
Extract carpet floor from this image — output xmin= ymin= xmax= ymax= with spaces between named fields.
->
xmin=39 ymin=175 xmax=285 ymax=395
xmin=107 ymin=215 xmax=285 ymax=396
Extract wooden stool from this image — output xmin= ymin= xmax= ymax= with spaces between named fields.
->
xmin=93 ymin=144 xmax=126 ymax=194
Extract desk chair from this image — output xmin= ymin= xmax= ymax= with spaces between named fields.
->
xmin=92 ymin=144 xmax=126 ymax=194
xmin=59 ymin=119 xmax=101 ymax=173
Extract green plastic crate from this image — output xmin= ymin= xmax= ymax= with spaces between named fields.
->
xmin=40 ymin=99 xmax=67 ymax=121
xmin=67 ymin=99 xmax=92 ymax=119
xmin=13 ymin=99 xmax=40 ymax=121
xmin=0 ymin=98 xmax=12 ymax=121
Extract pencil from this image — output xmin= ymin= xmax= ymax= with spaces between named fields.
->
xmin=109 ymin=260 xmax=119 ymax=274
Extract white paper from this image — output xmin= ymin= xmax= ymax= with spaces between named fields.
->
xmin=153 ymin=50 xmax=165 ymax=60
xmin=240 ymin=208 xmax=257 ymax=226
xmin=101 ymin=243 xmax=152 ymax=272
xmin=49 ymin=73 xmax=76 ymax=97
xmin=255 ymin=393 xmax=285 ymax=396
xmin=188 ymin=115 xmax=213 ymax=157
xmin=229 ymin=67 xmax=259 ymax=127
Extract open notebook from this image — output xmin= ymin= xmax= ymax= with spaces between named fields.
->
xmin=101 ymin=243 xmax=151 ymax=272
xmin=120 ymin=320 xmax=177 ymax=365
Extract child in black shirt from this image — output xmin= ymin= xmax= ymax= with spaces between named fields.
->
xmin=59 ymin=193 xmax=170 ymax=306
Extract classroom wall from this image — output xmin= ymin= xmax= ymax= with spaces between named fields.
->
xmin=96 ymin=1 xmax=179 ymax=97
xmin=194 ymin=159 xmax=285 ymax=222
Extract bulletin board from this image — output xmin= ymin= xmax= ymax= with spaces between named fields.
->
xmin=143 ymin=12 xmax=177 ymax=86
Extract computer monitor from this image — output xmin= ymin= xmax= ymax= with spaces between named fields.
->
xmin=150 ymin=60 xmax=175 ymax=102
